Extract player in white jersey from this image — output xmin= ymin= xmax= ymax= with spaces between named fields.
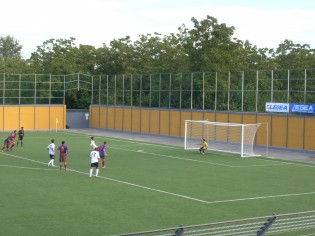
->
xmin=47 ymin=139 xmax=55 ymax=167
xmin=89 ymin=147 xmax=100 ymax=177
xmin=90 ymin=136 xmax=97 ymax=151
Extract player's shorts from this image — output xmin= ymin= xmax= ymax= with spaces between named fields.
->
xmin=59 ymin=154 xmax=67 ymax=162
xmin=18 ymin=136 xmax=24 ymax=140
xmin=90 ymin=162 xmax=99 ymax=168
xmin=49 ymin=154 xmax=55 ymax=159
xmin=100 ymin=154 xmax=105 ymax=159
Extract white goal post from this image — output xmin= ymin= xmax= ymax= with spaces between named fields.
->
xmin=184 ymin=120 xmax=268 ymax=157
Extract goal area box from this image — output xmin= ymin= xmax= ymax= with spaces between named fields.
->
xmin=184 ymin=120 xmax=268 ymax=157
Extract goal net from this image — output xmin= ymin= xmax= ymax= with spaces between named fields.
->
xmin=184 ymin=120 xmax=267 ymax=157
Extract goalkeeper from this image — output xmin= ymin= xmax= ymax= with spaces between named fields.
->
xmin=199 ymin=138 xmax=208 ymax=154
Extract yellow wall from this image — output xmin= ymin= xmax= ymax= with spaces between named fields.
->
xmin=304 ymin=117 xmax=315 ymax=151
xmin=159 ymin=110 xmax=170 ymax=136
xmin=89 ymin=106 xmax=315 ymax=151
xmin=216 ymin=113 xmax=229 ymax=123
xmin=0 ymin=105 xmax=65 ymax=131
xmin=204 ymin=112 xmax=215 ymax=122
xmin=35 ymin=107 xmax=50 ymax=130
xmin=180 ymin=111 xmax=192 ymax=137
xmin=50 ymin=106 xmax=65 ymax=130
xmin=115 ymin=108 xmax=123 ymax=130
xmin=90 ymin=106 xmax=99 ymax=128
xmin=150 ymin=110 xmax=159 ymax=134
xmin=271 ymin=116 xmax=287 ymax=148
xmin=287 ymin=117 xmax=304 ymax=149
xmin=229 ymin=113 xmax=242 ymax=124
xmin=20 ymin=106 xmax=35 ymax=130
xmin=107 ymin=107 xmax=115 ymax=129
xmin=0 ymin=106 xmax=3 ymax=130
xmin=140 ymin=109 xmax=150 ymax=133
xmin=256 ymin=115 xmax=271 ymax=147
xmin=3 ymin=107 xmax=19 ymax=130
xmin=192 ymin=111 xmax=203 ymax=121
xmin=242 ymin=114 xmax=256 ymax=124
xmin=169 ymin=110 xmax=180 ymax=136
xmin=131 ymin=109 xmax=141 ymax=132
xmin=123 ymin=108 xmax=132 ymax=131
xmin=99 ymin=107 xmax=107 ymax=129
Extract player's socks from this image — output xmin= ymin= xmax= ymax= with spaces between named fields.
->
xmin=89 ymin=169 xmax=93 ymax=177
xmin=96 ymin=169 xmax=99 ymax=177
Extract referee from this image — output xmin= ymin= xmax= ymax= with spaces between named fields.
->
xmin=16 ymin=127 xmax=25 ymax=147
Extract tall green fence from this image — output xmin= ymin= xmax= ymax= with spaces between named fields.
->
xmin=1 ymin=69 xmax=315 ymax=112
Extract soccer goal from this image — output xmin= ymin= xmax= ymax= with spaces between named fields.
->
xmin=184 ymin=120 xmax=268 ymax=157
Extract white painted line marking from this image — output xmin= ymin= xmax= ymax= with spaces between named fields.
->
xmin=206 ymin=191 xmax=315 ymax=204
xmin=0 ymin=164 xmax=58 ymax=171
xmin=112 ymin=147 xmax=291 ymax=168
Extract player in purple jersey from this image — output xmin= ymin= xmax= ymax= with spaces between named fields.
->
xmin=58 ymin=141 xmax=69 ymax=170
xmin=99 ymin=141 xmax=107 ymax=169
xmin=1 ymin=135 xmax=11 ymax=152
xmin=1 ymin=131 xmax=16 ymax=152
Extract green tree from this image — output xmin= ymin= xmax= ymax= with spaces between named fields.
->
xmin=178 ymin=15 xmax=238 ymax=72
xmin=97 ymin=36 xmax=135 ymax=75
xmin=29 ymin=38 xmax=79 ymax=74
xmin=133 ymin=33 xmax=188 ymax=74
xmin=0 ymin=35 xmax=22 ymax=58
xmin=272 ymin=39 xmax=315 ymax=69
xmin=0 ymin=35 xmax=27 ymax=73
xmin=29 ymin=38 xmax=97 ymax=108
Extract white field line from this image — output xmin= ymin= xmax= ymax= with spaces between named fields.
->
xmin=206 ymin=192 xmax=315 ymax=204
xmin=1 ymin=152 xmax=315 ymax=205
xmin=68 ymin=168 xmax=210 ymax=204
xmin=111 ymin=147 xmax=292 ymax=168
xmin=1 ymin=152 xmax=49 ymax=165
xmin=0 ymin=164 xmax=58 ymax=171
xmin=59 ymin=131 xmax=303 ymax=168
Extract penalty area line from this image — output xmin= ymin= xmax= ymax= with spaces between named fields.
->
xmin=67 ymin=168 xmax=211 ymax=204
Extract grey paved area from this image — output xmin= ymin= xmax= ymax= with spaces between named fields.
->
xmin=66 ymin=128 xmax=315 ymax=165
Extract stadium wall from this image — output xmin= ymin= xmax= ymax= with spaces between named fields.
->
xmin=0 ymin=105 xmax=66 ymax=131
xmin=89 ymin=105 xmax=315 ymax=152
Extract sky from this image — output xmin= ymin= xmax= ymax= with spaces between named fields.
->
xmin=2 ymin=0 xmax=315 ymax=58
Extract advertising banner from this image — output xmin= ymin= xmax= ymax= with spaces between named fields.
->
xmin=290 ymin=103 xmax=315 ymax=114
xmin=265 ymin=103 xmax=289 ymax=113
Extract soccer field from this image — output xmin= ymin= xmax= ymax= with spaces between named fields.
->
xmin=0 ymin=131 xmax=314 ymax=236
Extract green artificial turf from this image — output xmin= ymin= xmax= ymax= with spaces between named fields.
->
xmin=0 ymin=131 xmax=314 ymax=236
